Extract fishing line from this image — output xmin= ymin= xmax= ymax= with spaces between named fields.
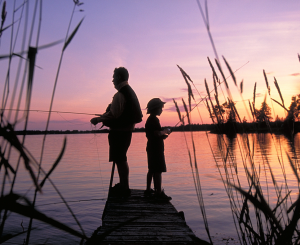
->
xmin=57 ymin=112 xmax=90 ymax=126
xmin=2 ymin=108 xmax=98 ymax=116
xmin=35 ymin=198 xmax=107 ymax=207
xmin=90 ymin=124 xmax=106 ymax=200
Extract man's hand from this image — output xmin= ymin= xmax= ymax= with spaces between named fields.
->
xmin=90 ymin=117 xmax=101 ymax=125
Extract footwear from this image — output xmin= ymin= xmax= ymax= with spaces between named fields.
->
xmin=122 ymin=188 xmax=131 ymax=198
xmin=155 ymin=190 xmax=172 ymax=201
xmin=144 ymin=189 xmax=155 ymax=197
xmin=109 ymin=183 xmax=122 ymax=195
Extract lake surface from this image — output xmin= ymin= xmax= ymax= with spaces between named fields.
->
xmin=3 ymin=131 xmax=300 ymax=244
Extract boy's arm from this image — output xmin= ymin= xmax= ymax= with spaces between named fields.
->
xmin=152 ymin=128 xmax=171 ymax=137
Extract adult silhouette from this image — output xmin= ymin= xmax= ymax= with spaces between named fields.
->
xmin=91 ymin=67 xmax=143 ymax=197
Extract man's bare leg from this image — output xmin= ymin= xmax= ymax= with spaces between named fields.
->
xmin=153 ymin=172 xmax=162 ymax=193
xmin=116 ymin=161 xmax=129 ymax=190
xmin=146 ymin=170 xmax=153 ymax=191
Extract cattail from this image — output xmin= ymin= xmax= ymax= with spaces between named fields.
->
xmin=177 ymin=65 xmax=194 ymax=111
xmin=274 ymin=77 xmax=284 ymax=107
xmin=205 ymin=98 xmax=215 ymax=124
xmin=240 ymin=80 xmax=243 ymax=94
xmin=208 ymin=57 xmax=219 ymax=83
xmin=249 ymin=100 xmax=254 ymax=119
xmin=188 ymin=85 xmax=193 ymax=112
xmin=253 ymin=82 xmax=257 ymax=110
xmin=223 ymin=56 xmax=236 ymax=86
xmin=0 ymin=1 xmax=7 ymax=37
xmin=215 ymin=94 xmax=223 ymax=121
xmin=177 ymin=64 xmax=194 ymax=83
xmin=173 ymin=99 xmax=182 ymax=123
xmin=205 ymin=79 xmax=210 ymax=99
xmin=1 ymin=1 xmax=6 ymax=23
xmin=213 ymin=75 xmax=218 ymax=97
xmin=263 ymin=70 xmax=270 ymax=96
xmin=182 ymin=98 xmax=190 ymax=125
xmin=215 ymin=58 xmax=229 ymax=89
xmin=232 ymin=101 xmax=241 ymax=123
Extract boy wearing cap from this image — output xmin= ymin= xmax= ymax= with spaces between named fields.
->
xmin=145 ymin=98 xmax=171 ymax=201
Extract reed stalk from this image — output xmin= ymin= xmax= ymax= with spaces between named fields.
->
xmin=176 ymin=49 xmax=300 ymax=244
xmin=0 ymin=1 xmax=87 ymax=244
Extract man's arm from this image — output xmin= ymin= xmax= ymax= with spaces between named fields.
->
xmin=90 ymin=93 xmax=125 ymax=125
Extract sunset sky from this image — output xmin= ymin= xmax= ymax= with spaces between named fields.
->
xmin=1 ymin=1 xmax=300 ymax=131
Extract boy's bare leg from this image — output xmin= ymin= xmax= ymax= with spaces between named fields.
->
xmin=146 ymin=170 xmax=153 ymax=190
xmin=116 ymin=161 xmax=129 ymax=190
xmin=153 ymin=172 xmax=162 ymax=193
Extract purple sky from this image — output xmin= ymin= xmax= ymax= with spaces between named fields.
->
xmin=1 ymin=1 xmax=300 ymax=130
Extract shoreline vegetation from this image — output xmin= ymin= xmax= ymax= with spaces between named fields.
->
xmin=15 ymin=121 xmax=300 ymax=135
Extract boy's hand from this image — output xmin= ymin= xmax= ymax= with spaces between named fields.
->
xmin=163 ymin=128 xmax=171 ymax=135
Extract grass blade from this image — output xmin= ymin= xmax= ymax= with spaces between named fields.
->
xmin=253 ymin=82 xmax=257 ymax=111
xmin=223 ymin=56 xmax=236 ymax=86
xmin=213 ymin=73 xmax=218 ymax=97
xmin=173 ymin=99 xmax=182 ymax=123
xmin=0 ymin=124 xmax=41 ymax=192
xmin=263 ymin=70 xmax=270 ymax=95
xmin=215 ymin=58 xmax=229 ymax=89
xmin=286 ymin=152 xmax=300 ymax=182
xmin=240 ymin=80 xmax=243 ymax=94
xmin=63 ymin=17 xmax=84 ymax=51
xmin=177 ymin=65 xmax=194 ymax=111
xmin=182 ymin=98 xmax=191 ymax=124
xmin=26 ymin=47 xmax=38 ymax=111
xmin=204 ymin=79 xmax=210 ymax=98
xmin=208 ymin=57 xmax=219 ymax=82
xmin=273 ymin=77 xmax=285 ymax=108
xmin=0 ymin=229 xmax=36 ymax=244
xmin=40 ymin=137 xmax=67 ymax=188
xmin=0 ymin=194 xmax=86 ymax=239
xmin=271 ymin=98 xmax=288 ymax=112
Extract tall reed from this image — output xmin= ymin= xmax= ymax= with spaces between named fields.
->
xmin=175 ymin=57 xmax=300 ymax=244
xmin=0 ymin=1 xmax=87 ymax=244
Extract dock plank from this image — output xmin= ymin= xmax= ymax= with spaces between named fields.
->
xmin=87 ymin=189 xmax=210 ymax=245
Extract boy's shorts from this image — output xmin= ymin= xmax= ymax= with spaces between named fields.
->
xmin=108 ymin=130 xmax=132 ymax=162
xmin=147 ymin=150 xmax=166 ymax=173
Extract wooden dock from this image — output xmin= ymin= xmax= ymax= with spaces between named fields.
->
xmin=88 ymin=189 xmax=210 ymax=245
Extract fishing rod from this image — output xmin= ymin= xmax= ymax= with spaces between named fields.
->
xmin=1 ymin=108 xmax=101 ymax=116
xmin=172 ymin=60 xmax=249 ymax=128
xmin=3 ymin=60 xmax=248 ymax=128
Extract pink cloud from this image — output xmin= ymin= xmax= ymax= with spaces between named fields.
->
xmin=290 ymin=73 xmax=300 ymax=77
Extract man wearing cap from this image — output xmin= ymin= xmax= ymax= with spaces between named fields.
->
xmin=90 ymin=67 xmax=143 ymax=197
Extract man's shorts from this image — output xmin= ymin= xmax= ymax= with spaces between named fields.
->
xmin=108 ymin=130 xmax=132 ymax=162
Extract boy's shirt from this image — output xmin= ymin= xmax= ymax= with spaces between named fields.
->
xmin=145 ymin=114 xmax=165 ymax=152
xmin=145 ymin=115 xmax=162 ymax=139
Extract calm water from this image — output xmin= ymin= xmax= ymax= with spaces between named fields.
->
xmin=3 ymin=132 xmax=300 ymax=244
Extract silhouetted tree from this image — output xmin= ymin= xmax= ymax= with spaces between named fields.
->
xmin=223 ymin=100 xmax=238 ymax=123
xmin=255 ymin=100 xmax=272 ymax=123
xmin=286 ymin=94 xmax=300 ymax=122
xmin=212 ymin=103 xmax=226 ymax=124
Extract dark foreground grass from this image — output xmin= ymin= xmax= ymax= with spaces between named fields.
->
xmin=0 ymin=1 xmax=87 ymax=244
xmin=173 ymin=2 xmax=300 ymax=244
xmin=174 ymin=58 xmax=300 ymax=245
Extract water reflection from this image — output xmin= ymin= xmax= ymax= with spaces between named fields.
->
xmin=209 ymin=132 xmax=300 ymax=244
xmin=7 ymin=132 xmax=300 ymax=244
